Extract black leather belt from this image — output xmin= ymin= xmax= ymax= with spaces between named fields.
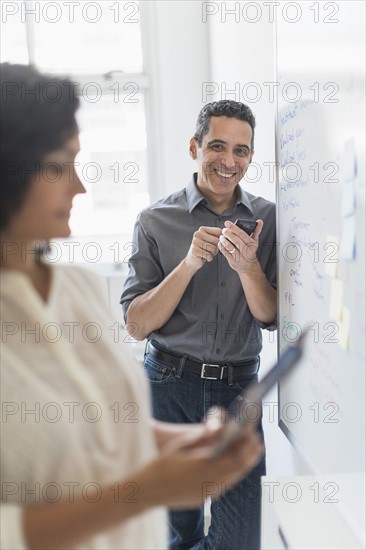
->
xmin=146 ymin=341 xmax=259 ymax=380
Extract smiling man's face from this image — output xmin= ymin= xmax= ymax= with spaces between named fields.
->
xmin=190 ymin=116 xmax=254 ymax=208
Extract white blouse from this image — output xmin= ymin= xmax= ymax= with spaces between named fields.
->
xmin=0 ymin=265 xmax=167 ymax=549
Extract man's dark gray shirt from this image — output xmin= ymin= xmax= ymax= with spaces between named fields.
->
xmin=121 ymin=174 xmax=277 ymax=363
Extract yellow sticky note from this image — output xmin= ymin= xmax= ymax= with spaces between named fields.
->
xmin=324 ymin=235 xmax=339 ymax=278
xmin=338 ymin=306 xmax=351 ymax=350
xmin=329 ymin=279 xmax=343 ymax=321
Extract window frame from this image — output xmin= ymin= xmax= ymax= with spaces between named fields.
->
xmin=5 ymin=0 xmax=155 ymax=248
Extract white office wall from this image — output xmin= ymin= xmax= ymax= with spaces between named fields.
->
xmin=140 ymin=1 xmax=211 ymax=202
xmin=207 ymin=4 xmax=276 ymax=202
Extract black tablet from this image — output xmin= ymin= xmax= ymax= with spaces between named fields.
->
xmin=211 ymin=328 xmax=308 ymax=457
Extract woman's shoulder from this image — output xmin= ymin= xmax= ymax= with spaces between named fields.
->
xmin=55 ymin=264 xmax=107 ymax=290
xmin=53 ymin=264 xmax=110 ymax=309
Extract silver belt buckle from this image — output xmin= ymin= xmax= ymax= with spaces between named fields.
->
xmin=201 ymin=363 xmax=226 ymax=380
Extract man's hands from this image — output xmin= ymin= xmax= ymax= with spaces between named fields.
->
xmin=184 ymin=226 xmax=222 ymax=271
xmin=184 ymin=221 xmax=263 ymax=274
xmin=216 ymin=219 xmax=276 ymax=323
xmin=126 ymin=219 xmax=274 ymax=341
xmin=219 ymin=220 xmax=263 ymax=273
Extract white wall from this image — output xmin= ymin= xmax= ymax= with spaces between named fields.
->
xmin=140 ymin=1 xmax=211 ymax=201
xmin=207 ymin=4 xmax=276 ymax=202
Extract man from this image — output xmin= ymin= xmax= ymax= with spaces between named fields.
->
xmin=121 ymin=100 xmax=277 ymax=550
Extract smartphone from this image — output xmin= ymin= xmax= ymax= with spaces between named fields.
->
xmin=210 ymin=329 xmax=309 ymax=457
xmin=234 ymin=219 xmax=257 ymax=236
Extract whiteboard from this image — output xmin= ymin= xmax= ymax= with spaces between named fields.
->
xmin=275 ymin=1 xmax=365 ymax=545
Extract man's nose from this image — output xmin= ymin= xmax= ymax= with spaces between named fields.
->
xmin=220 ymin=150 xmax=236 ymax=169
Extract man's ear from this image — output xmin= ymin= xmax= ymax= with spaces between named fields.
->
xmin=189 ymin=137 xmax=198 ymax=160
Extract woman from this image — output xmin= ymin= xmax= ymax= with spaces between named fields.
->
xmin=0 ymin=63 xmax=263 ymax=550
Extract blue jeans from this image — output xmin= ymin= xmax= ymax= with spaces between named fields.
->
xmin=143 ymin=350 xmax=266 ymax=550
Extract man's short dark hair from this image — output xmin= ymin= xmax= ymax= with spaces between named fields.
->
xmin=194 ymin=100 xmax=256 ymax=150
xmin=0 ymin=63 xmax=79 ymax=230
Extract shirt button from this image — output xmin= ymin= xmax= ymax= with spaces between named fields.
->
xmin=220 ymin=314 xmax=225 ymax=320
xmin=221 ymin=281 xmax=226 ymax=287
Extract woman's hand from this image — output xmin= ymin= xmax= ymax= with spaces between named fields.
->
xmin=152 ymin=406 xmax=228 ymax=451
xmin=141 ymin=416 xmax=263 ymax=509
xmin=22 ymin=411 xmax=262 ymax=549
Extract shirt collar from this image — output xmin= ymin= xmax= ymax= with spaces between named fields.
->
xmin=186 ymin=173 xmax=254 ymax=215
xmin=235 ymin=183 xmax=254 ymax=214
xmin=186 ymin=174 xmax=205 ymax=213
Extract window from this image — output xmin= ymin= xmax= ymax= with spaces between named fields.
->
xmin=1 ymin=0 xmax=150 ymax=266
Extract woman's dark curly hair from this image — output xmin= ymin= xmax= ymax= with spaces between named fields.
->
xmin=0 ymin=63 xmax=79 ymax=230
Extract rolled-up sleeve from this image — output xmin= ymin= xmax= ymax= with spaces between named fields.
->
xmin=120 ymin=211 xmax=164 ymax=321
xmin=256 ymin=316 xmax=277 ymax=331
xmin=1 ymin=504 xmax=27 ymax=550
